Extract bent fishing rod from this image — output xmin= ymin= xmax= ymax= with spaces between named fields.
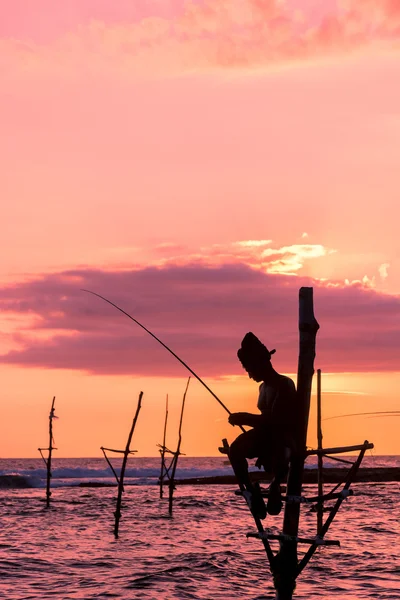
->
xmin=81 ymin=289 xmax=245 ymax=433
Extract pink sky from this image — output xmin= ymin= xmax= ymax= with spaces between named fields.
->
xmin=1 ymin=0 xmax=399 ymax=456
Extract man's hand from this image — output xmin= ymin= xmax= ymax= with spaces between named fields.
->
xmin=228 ymin=412 xmax=263 ymax=428
xmin=228 ymin=412 xmax=247 ymax=426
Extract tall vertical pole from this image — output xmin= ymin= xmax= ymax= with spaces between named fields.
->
xmin=46 ymin=396 xmax=56 ymax=509
xmin=168 ymin=377 xmax=190 ymax=516
xmin=274 ymin=287 xmax=319 ymax=599
xmin=160 ymin=395 xmax=169 ymax=499
xmin=114 ymin=391 xmax=143 ymax=538
xmin=316 ymin=369 xmax=323 ymax=534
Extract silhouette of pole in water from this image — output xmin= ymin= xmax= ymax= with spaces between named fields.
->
xmin=167 ymin=377 xmax=190 ymax=516
xmin=101 ymin=391 xmax=143 ymax=538
xmin=38 ymin=396 xmax=57 ymax=508
xmin=273 ymin=288 xmax=320 ymax=599
xmin=159 ymin=394 xmax=169 ymax=499
xmin=316 ymin=369 xmax=323 ymax=534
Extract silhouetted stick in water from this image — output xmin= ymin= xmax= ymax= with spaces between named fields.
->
xmin=168 ymin=378 xmax=190 ymax=516
xmin=158 ymin=394 xmax=169 ymax=499
xmin=316 ymin=369 xmax=323 ymax=535
xmin=38 ymin=396 xmax=57 ymax=508
xmin=101 ymin=391 xmax=143 ymax=538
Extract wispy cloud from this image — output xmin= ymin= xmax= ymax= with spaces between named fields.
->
xmin=155 ymin=240 xmax=334 ymax=275
xmin=378 ymin=263 xmax=390 ymax=280
xmin=1 ymin=0 xmax=399 ymax=79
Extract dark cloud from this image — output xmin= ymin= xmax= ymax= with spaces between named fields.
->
xmin=0 ymin=264 xmax=399 ymax=375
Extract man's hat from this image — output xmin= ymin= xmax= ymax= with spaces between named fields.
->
xmin=237 ymin=332 xmax=276 ymax=370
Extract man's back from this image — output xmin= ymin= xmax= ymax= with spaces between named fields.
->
xmin=257 ymin=375 xmax=297 ymax=440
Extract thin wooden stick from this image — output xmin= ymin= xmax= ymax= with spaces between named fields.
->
xmin=38 ymin=396 xmax=56 ymax=509
xmin=306 ymin=442 xmax=374 ymax=456
xmin=316 ymin=369 xmax=323 ymax=534
xmin=168 ymin=378 xmax=190 ymax=516
xmin=46 ymin=397 xmax=56 ymax=508
xmin=159 ymin=394 xmax=169 ymax=499
xmin=113 ymin=391 xmax=143 ymax=538
xmin=101 ymin=447 xmax=120 ymax=484
xmin=102 ymin=447 xmax=136 ymax=454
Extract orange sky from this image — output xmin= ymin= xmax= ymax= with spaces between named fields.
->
xmin=1 ymin=0 xmax=399 ymax=457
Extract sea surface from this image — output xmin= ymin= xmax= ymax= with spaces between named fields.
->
xmin=0 ymin=456 xmax=399 ymax=599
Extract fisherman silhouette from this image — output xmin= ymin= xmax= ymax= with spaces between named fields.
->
xmin=228 ymin=332 xmax=297 ymax=518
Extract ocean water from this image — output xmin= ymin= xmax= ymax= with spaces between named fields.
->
xmin=0 ymin=457 xmax=399 ymax=599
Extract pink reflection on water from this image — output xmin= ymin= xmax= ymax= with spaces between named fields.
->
xmin=0 ymin=481 xmax=399 ymax=599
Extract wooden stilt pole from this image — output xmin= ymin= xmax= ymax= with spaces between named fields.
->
xmin=46 ymin=397 xmax=56 ymax=509
xmin=274 ymin=287 xmax=319 ymax=599
xmin=168 ymin=378 xmax=190 ymax=516
xmin=113 ymin=391 xmax=143 ymax=538
xmin=159 ymin=395 xmax=169 ymax=499
xmin=316 ymin=369 xmax=323 ymax=534
xmin=38 ymin=396 xmax=57 ymax=509
xmin=101 ymin=392 xmax=143 ymax=537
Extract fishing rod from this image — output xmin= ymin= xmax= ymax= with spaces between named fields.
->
xmin=81 ymin=288 xmax=245 ymax=432
xmin=324 ymin=411 xmax=400 ymax=421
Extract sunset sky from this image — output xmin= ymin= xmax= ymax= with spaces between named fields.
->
xmin=1 ymin=0 xmax=399 ymax=457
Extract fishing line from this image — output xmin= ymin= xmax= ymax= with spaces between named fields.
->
xmin=81 ymin=288 xmax=245 ymax=431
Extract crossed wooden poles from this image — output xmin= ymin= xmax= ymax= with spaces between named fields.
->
xmin=101 ymin=391 xmax=143 ymax=537
xmin=158 ymin=377 xmax=190 ymax=515
xmin=38 ymin=396 xmax=57 ymax=508
xmin=223 ymin=288 xmax=373 ymax=599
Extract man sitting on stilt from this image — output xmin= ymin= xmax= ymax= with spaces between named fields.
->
xmin=228 ymin=332 xmax=297 ymax=519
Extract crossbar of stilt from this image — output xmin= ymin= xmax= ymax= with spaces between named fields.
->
xmin=306 ymin=442 xmax=373 ymax=456
xmin=236 ymin=488 xmax=353 ymax=504
xmin=283 ymin=490 xmax=353 ymax=504
xmin=101 ymin=447 xmax=137 ymax=454
xmin=324 ymin=454 xmax=354 ymax=465
xmin=158 ymin=445 xmax=185 ymax=457
xmin=235 ymin=489 xmax=354 ymax=504
xmin=157 ymin=444 xmax=176 ymax=455
xmin=247 ymin=531 xmax=340 ymax=546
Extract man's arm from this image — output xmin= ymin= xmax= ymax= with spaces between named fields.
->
xmin=228 ymin=412 xmax=265 ymax=428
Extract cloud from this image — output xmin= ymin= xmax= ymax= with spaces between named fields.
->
xmin=0 ymin=260 xmax=399 ymax=376
xmin=345 ymin=274 xmax=376 ymax=288
xmin=1 ymin=0 xmax=399 ymax=79
xmin=378 ymin=263 xmax=390 ymax=279
xmin=155 ymin=240 xmax=334 ymax=275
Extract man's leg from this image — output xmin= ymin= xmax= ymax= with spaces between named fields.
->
xmin=229 ymin=430 xmax=267 ymax=519
xmin=266 ymin=445 xmax=290 ymax=515
xmin=229 ymin=430 xmax=258 ymax=490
